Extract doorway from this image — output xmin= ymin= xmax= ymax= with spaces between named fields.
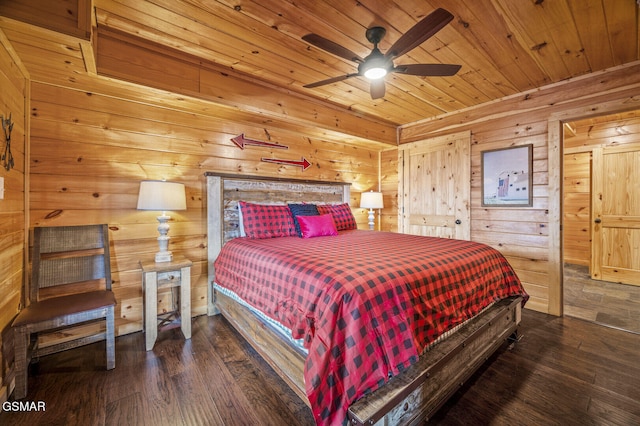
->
xmin=398 ymin=131 xmax=471 ymax=239
xmin=562 ymin=111 xmax=640 ymax=334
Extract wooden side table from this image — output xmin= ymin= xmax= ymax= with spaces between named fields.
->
xmin=140 ymin=256 xmax=192 ymax=351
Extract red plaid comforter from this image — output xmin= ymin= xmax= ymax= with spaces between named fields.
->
xmin=213 ymin=230 xmax=528 ymax=425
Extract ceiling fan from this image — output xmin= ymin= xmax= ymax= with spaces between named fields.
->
xmin=302 ymin=8 xmax=461 ymax=99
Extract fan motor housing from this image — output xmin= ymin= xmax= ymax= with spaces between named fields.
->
xmin=365 ymin=26 xmax=386 ymax=44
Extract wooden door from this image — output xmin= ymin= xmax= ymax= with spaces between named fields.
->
xmin=591 ymin=144 xmax=640 ymax=285
xmin=399 ymin=131 xmax=471 ymax=240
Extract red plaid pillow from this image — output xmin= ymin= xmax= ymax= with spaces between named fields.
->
xmin=317 ymin=203 xmax=357 ymax=231
xmin=239 ymin=201 xmax=296 ymax=239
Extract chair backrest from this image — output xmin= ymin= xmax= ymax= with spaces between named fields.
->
xmin=30 ymin=224 xmax=112 ymax=303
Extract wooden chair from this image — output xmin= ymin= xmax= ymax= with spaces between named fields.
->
xmin=12 ymin=224 xmax=116 ymax=399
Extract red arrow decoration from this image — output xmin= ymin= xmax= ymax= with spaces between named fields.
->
xmin=231 ymin=133 xmax=288 ymax=150
xmin=261 ymin=156 xmax=312 ymax=171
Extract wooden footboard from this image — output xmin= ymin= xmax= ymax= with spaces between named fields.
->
xmin=214 ymin=287 xmax=522 ymax=425
xmin=348 ymin=296 xmax=522 ymax=426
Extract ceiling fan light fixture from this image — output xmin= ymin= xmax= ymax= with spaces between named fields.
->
xmin=361 ymin=52 xmax=389 ymax=80
xmin=364 ymin=66 xmax=387 ymax=80
xmin=301 ymin=9 xmax=459 ymax=99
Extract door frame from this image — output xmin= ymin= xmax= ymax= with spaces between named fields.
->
xmin=549 ymin=102 xmax=640 ymax=316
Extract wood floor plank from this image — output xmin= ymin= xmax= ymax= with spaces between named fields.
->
xmin=170 ymin=369 xmax=226 ymax=425
xmin=430 ymin=311 xmax=640 ymax=425
xmin=2 ymin=310 xmax=639 ymax=426
xmin=191 ymin=350 xmax=263 ymax=426
xmin=588 ymin=396 xmax=640 ymax=426
xmin=564 ymin=263 xmax=640 ymax=334
xmin=136 ymin=355 xmax=185 ymax=425
xmin=199 ymin=313 xmax=313 ymax=425
xmin=189 ymin=322 xmax=265 ymax=426
xmin=105 ymin=392 xmax=145 ymax=426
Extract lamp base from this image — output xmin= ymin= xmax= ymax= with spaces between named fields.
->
xmin=155 ymin=251 xmax=173 ymax=263
xmin=368 ymin=208 xmax=375 ymax=230
xmin=155 ymin=213 xmax=173 ymax=263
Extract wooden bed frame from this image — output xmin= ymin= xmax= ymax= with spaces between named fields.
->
xmin=205 ymin=173 xmax=523 ymax=425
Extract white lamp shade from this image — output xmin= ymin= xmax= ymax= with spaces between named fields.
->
xmin=137 ymin=180 xmax=187 ymax=211
xmin=360 ymin=191 xmax=384 ymax=209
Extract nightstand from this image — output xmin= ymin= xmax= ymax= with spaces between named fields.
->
xmin=140 ymin=256 xmax=192 ymax=351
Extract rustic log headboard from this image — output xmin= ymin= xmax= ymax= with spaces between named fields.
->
xmin=205 ymin=173 xmax=351 ymax=315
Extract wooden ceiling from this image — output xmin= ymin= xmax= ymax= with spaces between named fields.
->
xmin=1 ymin=0 xmax=640 ymax=135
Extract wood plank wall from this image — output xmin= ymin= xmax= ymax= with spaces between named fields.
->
xmin=28 ymin=76 xmax=386 ymax=339
xmin=563 ymin=110 xmax=640 ymax=266
xmin=380 ymin=148 xmax=399 ymax=232
xmin=0 ymin=0 xmax=91 ymax=40
xmin=94 ymin=28 xmax=396 ymax=147
xmin=398 ymin=62 xmax=640 ymax=314
xmin=0 ymin=29 xmax=28 ymax=401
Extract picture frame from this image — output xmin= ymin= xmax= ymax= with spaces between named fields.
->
xmin=481 ymin=144 xmax=533 ymax=207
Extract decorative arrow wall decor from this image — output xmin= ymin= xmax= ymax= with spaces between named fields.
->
xmin=261 ymin=157 xmax=311 ymax=171
xmin=231 ymin=133 xmax=313 ymax=172
xmin=231 ymin=133 xmax=288 ymax=150
xmin=1 ymin=113 xmax=14 ymax=171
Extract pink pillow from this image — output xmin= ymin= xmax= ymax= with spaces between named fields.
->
xmin=296 ymin=214 xmax=338 ymax=238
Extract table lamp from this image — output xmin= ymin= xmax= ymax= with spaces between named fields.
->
xmin=137 ymin=180 xmax=186 ymax=262
xmin=360 ymin=191 xmax=384 ymax=230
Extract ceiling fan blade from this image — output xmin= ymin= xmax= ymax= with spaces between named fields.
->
xmin=370 ymin=79 xmax=386 ymax=99
xmin=302 ymin=33 xmax=364 ymax=63
xmin=385 ymin=8 xmax=454 ymax=60
xmin=303 ymin=73 xmax=360 ymax=88
xmin=394 ymin=63 xmax=461 ymax=76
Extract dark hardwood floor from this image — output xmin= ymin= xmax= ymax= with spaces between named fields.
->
xmin=564 ymin=263 xmax=640 ymax=335
xmin=2 ymin=309 xmax=639 ymax=425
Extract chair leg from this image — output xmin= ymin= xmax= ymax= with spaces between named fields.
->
xmin=13 ymin=327 xmax=29 ymax=399
xmin=105 ymin=307 xmax=115 ymax=370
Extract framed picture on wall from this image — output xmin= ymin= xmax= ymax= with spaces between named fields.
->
xmin=481 ymin=144 xmax=533 ymax=207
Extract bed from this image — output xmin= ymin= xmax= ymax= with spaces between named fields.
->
xmin=206 ymin=173 xmax=528 ymax=425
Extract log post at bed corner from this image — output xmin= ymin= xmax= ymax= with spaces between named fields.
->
xmin=207 ymin=174 xmax=223 ymax=316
